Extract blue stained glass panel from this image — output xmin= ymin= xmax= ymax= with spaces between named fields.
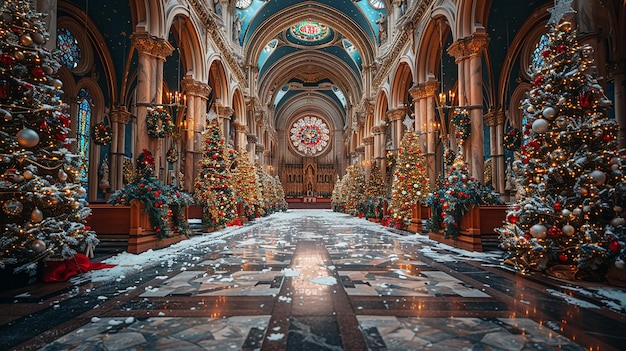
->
xmin=77 ymin=90 xmax=92 ymax=197
xmin=57 ymin=27 xmax=80 ymax=69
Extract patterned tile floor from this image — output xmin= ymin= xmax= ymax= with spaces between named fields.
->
xmin=0 ymin=210 xmax=624 ymax=351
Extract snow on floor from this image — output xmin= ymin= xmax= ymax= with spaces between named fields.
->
xmin=87 ymin=209 xmax=626 ymax=313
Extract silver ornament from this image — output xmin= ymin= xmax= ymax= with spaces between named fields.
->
xmin=31 ymin=239 xmax=46 ymax=253
xmin=58 ymin=169 xmax=68 ymax=182
xmin=16 ymin=128 xmax=40 ymax=148
xmin=573 ymin=208 xmax=582 ymax=216
xmin=610 ymin=217 xmax=626 ymax=227
xmin=532 ymin=118 xmax=549 ymax=133
xmin=562 ymin=224 xmax=575 ymax=236
xmin=542 ymin=107 xmax=556 ymax=119
xmin=615 ymin=259 xmax=625 ymax=269
xmin=31 ymin=32 xmax=44 ymax=44
xmin=562 ymin=209 xmax=571 ymax=217
xmin=530 ymin=224 xmax=547 ymax=239
xmin=589 ymin=170 xmax=606 ymax=185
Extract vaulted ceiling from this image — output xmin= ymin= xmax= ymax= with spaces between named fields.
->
xmin=234 ymin=0 xmax=385 ymax=132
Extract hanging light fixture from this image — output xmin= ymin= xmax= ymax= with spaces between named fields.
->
xmin=166 ymin=16 xmax=187 ymax=129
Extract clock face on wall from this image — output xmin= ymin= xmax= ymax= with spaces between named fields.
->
xmin=290 ymin=116 xmax=331 ymax=156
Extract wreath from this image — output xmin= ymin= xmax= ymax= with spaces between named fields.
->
xmin=503 ymin=128 xmax=522 ymax=150
xmin=166 ymin=146 xmax=179 ymax=163
xmin=146 ymin=106 xmax=174 ymax=138
xmin=92 ymin=121 xmax=112 ymax=145
xmin=452 ymin=109 xmax=471 ymax=144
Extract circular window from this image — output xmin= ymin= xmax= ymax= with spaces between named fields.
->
xmin=369 ymin=0 xmax=385 ymax=10
xmin=289 ymin=116 xmax=331 ymax=156
xmin=235 ymin=0 xmax=252 ymax=9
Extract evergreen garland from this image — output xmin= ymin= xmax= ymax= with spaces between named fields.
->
xmin=92 ymin=121 xmax=112 ymax=145
xmin=146 ymin=106 xmax=174 ymax=138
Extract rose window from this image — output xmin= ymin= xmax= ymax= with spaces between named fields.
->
xmin=290 ymin=116 xmax=330 ymax=156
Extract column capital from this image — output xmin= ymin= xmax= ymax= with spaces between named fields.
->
xmin=372 ymin=124 xmax=386 ymax=135
xmin=131 ymin=33 xmax=174 ymax=60
xmin=447 ymin=30 xmax=489 ymax=62
xmin=233 ymin=121 xmax=247 ymax=133
xmin=216 ymin=103 xmax=234 ymax=119
xmin=110 ymin=105 xmax=132 ymax=124
xmin=247 ymin=134 xmax=258 ymax=144
xmin=364 ymin=135 xmax=374 ymax=145
xmin=387 ymin=108 xmax=406 ymax=121
xmin=182 ymin=77 xmax=212 ymax=97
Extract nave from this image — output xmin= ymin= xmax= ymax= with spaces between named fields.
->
xmin=1 ymin=210 xmax=624 ymax=351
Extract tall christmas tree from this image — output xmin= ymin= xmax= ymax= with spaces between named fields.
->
xmin=343 ymin=163 xmax=366 ymax=216
xmin=497 ymin=12 xmax=626 ymax=276
xmin=364 ymin=161 xmax=386 ymax=199
xmin=230 ymin=150 xmax=261 ymax=219
xmin=390 ymin=130 xmax=429 ymax=226
xmin=0 ymin=1 xmax=98 ymax=280
xmin=194 ymin=119 xmax=237 ymax=229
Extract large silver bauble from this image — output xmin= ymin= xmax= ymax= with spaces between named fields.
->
xmin=530 ymin=224 xmax=547 ymax=239
xmin=31 ymin=32 xmax=45 ymax=44
xmin=542 ymin=106 xmax=556 ymax=119
xmin=16 ymin=128 xmax=40 ymax=148
xmin=562 ymin=224 xmax=575 ymax=236
xmin=615 ymin=259 xmax=625 ymax=269
xmin=532 ymin=119 xmax=549 ymax=133
xmin=589 ymin=170 xmax=606 ymax=185
xmin=610 ymin=217 xmax=626 ymax=227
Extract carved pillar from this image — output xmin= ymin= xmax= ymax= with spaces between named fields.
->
xmin=411 ymin=80 xmax=438 ymax=186
xmin=386 ymin=108 xmax=406 ymax=150
xmin=110 ymin=106 xmax=132 ymax=192
xmin=216 ymin=103 xmax=234 ymax=145
xmin=364 ymin=135 xmax=374 ymax=163
xmin=609 ymin=60 xmax=626 ymax=148
xmin=484 ymin=109 xmax=505 ymax=193
xmin=233 ymin=122 xmax=247 ymax=152
xmin=132 ymin=33 xmax=174 ymax=178
xmin=448 ymin=28 xmax=489 ymax=182
xmin=181 ymin=78 xmax=211 ymax=192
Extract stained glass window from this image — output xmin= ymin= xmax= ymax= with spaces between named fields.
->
xmin=289 ymin=116 xmax=331 ymax=156
xmin=77 ymin=88 xmax=92 ymax=197
xmin=290 ymin=21 xmax=330 ymax=42
xmin=57 ymin=27 xmax=80 ymax=69
xmin=532 ymin=33 xmax=550 ymax=70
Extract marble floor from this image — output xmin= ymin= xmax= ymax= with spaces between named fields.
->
xmin=0 ymin=209 xmax=625 ymax=351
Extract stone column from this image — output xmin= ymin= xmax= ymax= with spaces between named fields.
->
xmin=181 ymin=78 xmax=211 ymax=192
xmin=110 ymin=106 xmax=131 ymax=191
xmin=448 ymin=28 xmax=489 ymax=182
xmin=609 ymin=60 xmax=626 ymax=148
xmin=233 ymin=122 xmax=247 ymax=152
xmin=216 ymin=103 xmax=234 ymax=145
xmin=484 ymin=109 xmax=505 ymax=193
xmin=364 ymin=135 xmax=374 ymax=163
xmin=131 ymin=33 xmax=174 ymax=176
xmin=386 ymin=108 xmax=406 ymax=150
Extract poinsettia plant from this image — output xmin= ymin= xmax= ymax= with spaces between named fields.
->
xmin=108 ymin=149 xmax=193 ymax=238
xmin=425 ymin=158 xmax=503 ymax=238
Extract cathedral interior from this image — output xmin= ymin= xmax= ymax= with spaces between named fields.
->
xmin=31 ymin=0 xmax=626 ymax=205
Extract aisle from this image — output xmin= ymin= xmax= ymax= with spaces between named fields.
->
xmin=1 ymin=210 xmax=624 ymax=351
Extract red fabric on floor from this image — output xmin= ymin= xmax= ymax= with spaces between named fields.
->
xmin=44 ymin=253 xmax=116 ymax=282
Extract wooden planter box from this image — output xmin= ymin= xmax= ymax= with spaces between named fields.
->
xmin=428 ymin=205 xmax=507 ymax=251
xmin=188 ymin=204 xmax=203 ymax=219
xmin=407 ymin=203 xmax=431 ymax=233
xmin=88 ymin=200 xmax=188 ymax=254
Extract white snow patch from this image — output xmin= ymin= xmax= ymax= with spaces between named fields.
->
xmin=267 ymin=333 xmax=285 ymax=341
xmin=308 ymin=276 xmax=337 ymax=286
xmin=281 ymin=268 xmax=300 ymax=277
xmin=546 ymin=289 xmax=600 ymax=309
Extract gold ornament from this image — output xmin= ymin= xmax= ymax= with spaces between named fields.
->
xmin=31 ymin=208 xmax=44 ymax=222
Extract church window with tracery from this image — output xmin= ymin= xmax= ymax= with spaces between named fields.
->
xmin=57 ymin=27 xmax=80 ymax=69
xmin=76 ymin=88 xmax=93 ymax=197
xmin=290 ymin=116 xmax=331 ymax=156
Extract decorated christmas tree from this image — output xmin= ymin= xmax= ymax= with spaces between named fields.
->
xmin=364 ymin=161 xmax=386 ymax=199
xmin=273 ymin=175 xmax=288 ymax=212
xmin=331 ymin=174 xmax=345 ymax=212
xmin=496 ymin=13 xmax=626 ymax=277
xmin=230 ymin=150 xmax=261 ymax=220
xmin=343 ymin=163 xmax=366 ymax=216
xmin=390 ymin=130 xmax=429 ymax=226
xmin=194 ymin=119 xmax=237 ymax=229
xmin=0 ymin=1 xmax=98 ymax=282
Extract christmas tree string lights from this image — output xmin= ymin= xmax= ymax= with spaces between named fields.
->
xmin=0 ymin=0 xmax=98 ymax=282
xmin=496 ymin=17 xmax=626 ymax=278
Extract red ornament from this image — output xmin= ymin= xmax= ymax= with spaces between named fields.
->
xmin=548 ymin=226 xmax=563 ymax=238
xmin=557 ymin=44 xmax=567 ymax=53
xmin=579 ymin=90 xmax=592 ymax=108
xmin=553 ymin=203 xmax=563 ymax=211
xmin=533 ymin=75 xmax=544 ymax=87
xmin=609 ymin=240 xmax=621 ymax=253
xmin=31 ymin=67 xmax=45 ymax=78
xmin=524 ymin=233 xmax=531 ymax=240
xmin=558 ymin=254 xmax=568 ymax=262
xmin=0 ymin=53 xmax=15 ymax=67
xmin=507 ymin=213 xmax=518 ymax=224
xmin=541 ymin=49 xmax=552 ymax=58
xmin=603 ymin=134 xmax=612 ymax=142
